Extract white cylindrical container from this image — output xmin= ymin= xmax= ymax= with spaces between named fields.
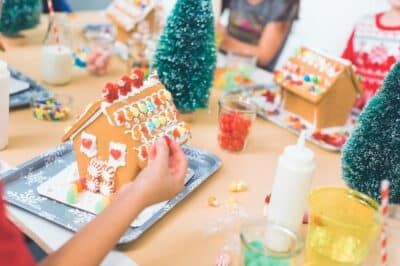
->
xmin=41 ymin=13 xmax=73 ymax=85
xmin=42 ymin=45 xmax=73 ymax=85
xmin=266 ymin=132 xmax=315 ymax=252
xmin=0 ymin=60 xmax=10 ymax=150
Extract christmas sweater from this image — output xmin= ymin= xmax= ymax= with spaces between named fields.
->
xmin=342 ymin=13 xmax=400 ymax=107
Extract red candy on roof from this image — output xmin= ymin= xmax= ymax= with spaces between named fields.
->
xmin=131 ymin=69 xmax=144 ymax=88
xmin=102 ymin=83 xmax=119 ymax=103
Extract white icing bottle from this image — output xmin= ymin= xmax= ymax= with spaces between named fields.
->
xmin=0 ymin=60 xmax=10 ymax=150
xmin=265 ymin=132 xmax=315 ymax=252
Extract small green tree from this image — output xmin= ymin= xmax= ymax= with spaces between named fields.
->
xmin=342 ymin=62 xmax=400 ymax=203
xmin=152 ymin=0 xmax=216 ymax=113
xmin=0 ymin=0 xmax=42 ymax=37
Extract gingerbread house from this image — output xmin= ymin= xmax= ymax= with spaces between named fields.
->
xmin=274 ymin=46 xmax=361 ymax=129
xmin=106 ymin=0 xmax=161 ymax=45
xmin=62 ymin=69 xmax=190 ymax=197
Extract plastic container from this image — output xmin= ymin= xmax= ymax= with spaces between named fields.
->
xmin=30 ymin=91 xmax=72 ymax=122
xmin=218 ymin=95 xmax=256 ymax=152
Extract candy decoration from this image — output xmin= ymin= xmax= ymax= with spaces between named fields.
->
xmin=208 ymin=196 xmax=220 ymax=207
xmin=86 ymin=178 xmax=100 ymax=193
xmin=154 ymin=96 xmax=162 ymax=106
xmin=229 ymin=180 xmax=248 ymax=192
xmin=131 ymin=69 xmax=144 ymax=88
xmin=102 ymin=83 xmax=119 ymax=103
xmin=147 ymin=102 xmax=155 ymax=112
xmin=215 ymin=253 xmax=231 ymax=266
xmin=32 ymin=97 xmax=71 ymax=122
xmin=146 ymin=121 xmax=155 ymax=132
xmin=100 ymin=180 xmax=116 ymax=196
xmin=81 ymin=138 xmax=92 ymax=149
xmin=87 ymin=47 xmax=112 ymax=76
xmin=218 ymin=111 xmax=252 ymax=152
xmin=380 ymin=179 xmax=390 ymax=266
xmin=139 ymin=102 xmax=148 ymax=113
xmin=110 ymin=149 xmax=122 ymax=160
xmin=66 ymin=185 xmax=78 ymax=204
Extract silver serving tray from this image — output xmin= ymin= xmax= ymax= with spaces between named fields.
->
xmin=9 ymin=66 xmax=49 ymax=110
xmin=1 ymin=142 xmax=221 ymax=244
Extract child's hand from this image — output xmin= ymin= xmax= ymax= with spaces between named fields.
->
xmin=125 ymin=137 xmax=188 ymax=207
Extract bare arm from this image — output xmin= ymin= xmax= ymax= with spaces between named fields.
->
xmin=220 ymin=21 xmax=291 ymax=67
xmin=39 ymin=138 xmax=187 ymax=266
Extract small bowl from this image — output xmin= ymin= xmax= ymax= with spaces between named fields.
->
xmin=30 ymin=91 xmax=73 ymax=122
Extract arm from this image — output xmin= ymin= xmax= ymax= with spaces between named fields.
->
xmin=220 ymin=21 xmax=292 ymax=67
xmin=40 ymin=137 xmax=187 ymax=266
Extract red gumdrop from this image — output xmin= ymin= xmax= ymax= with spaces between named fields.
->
xmin=79 ymin=177 xmax=87 ymax=190
xmin=103 ymin=83 xmax=119 ymax=103
xmin=131 ymin=69 xmax=144 ymax=88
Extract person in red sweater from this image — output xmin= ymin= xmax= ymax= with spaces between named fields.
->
xmin=0 ymin=137 xmax=187 ymax=265
xmin=342 ymin=0 xmax=400 ymax=109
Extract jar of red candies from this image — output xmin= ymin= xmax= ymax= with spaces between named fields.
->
xmin=218 ymin=95 xmax=256 ymax=152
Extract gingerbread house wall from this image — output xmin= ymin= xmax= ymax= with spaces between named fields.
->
xmin=283 ymin=89 xmax=316 ymax=126
xmin=315 ymin=72 xmax=358 ymax=128
xmin=73 ymin=113 xmax=141 ymax=191
xmin=282 ymin=72 xmax=358 ymax=129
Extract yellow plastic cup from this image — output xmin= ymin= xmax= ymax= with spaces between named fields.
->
xmin=305 ymin=187 xmax=381 ymax=266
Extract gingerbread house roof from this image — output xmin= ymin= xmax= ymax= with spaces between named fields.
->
xmin=106 ymin=0 xmax=159 ymax=32
xmin=274 ymin=46 xmax=361 ymax=104
xmin=62 ymin=71 xmax=190 ymax=154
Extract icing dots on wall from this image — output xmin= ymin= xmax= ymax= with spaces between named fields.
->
xmin=108 ymin=142 xmax=127 ymax=168
xmin=80 ymin=132 xmax=97 ymax=158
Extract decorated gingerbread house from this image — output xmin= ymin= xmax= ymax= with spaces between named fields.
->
xmin=106 ymin=0 xmax=161 ymax=45
xmin=62 ymin=69 xmax=190 ymax=197
xmin=274 ymin=46 xmax=361 ymax=129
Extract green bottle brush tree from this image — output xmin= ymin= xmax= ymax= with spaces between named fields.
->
xmin=342 ymin=62 xmax=400 ymax=203
xmin=152 ymin=0 xmax=217 ymax=113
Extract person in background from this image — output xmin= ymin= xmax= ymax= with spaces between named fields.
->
xmin=0 ymin=137 xmax=187 ymax=265
xmin=42 ymin=0 xmax=72 ymax=13
xmin=342 ymin=0 xmax=400 ymax=110
xmin=218 ymin=0 xmax=300 ymax=71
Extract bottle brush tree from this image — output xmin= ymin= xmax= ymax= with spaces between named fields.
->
xmin=342 ymin=62 xmax=400 ymax=203
xmin=152 ymin=0 xmax=217 ymax=113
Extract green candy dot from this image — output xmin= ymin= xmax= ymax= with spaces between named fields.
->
xmin=66 ymin=189 xmax=77 ymax=204
xmin=312 ymin=76 xmax=319 ymax=84
xmin=94 ymin=201 xmax=105 ymax=214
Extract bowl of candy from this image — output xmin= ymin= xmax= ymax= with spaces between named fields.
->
xmin=218 ymin=95 xmax=257 ymax=152
xmin=30 ymin=91 xmax=72 ymax=121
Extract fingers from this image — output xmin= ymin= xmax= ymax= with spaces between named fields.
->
xmin=166 ymin=137 xmax=188 ymax=182
xmin=153 ymin=137 xmax=169 ymax=164
xmin=148 ymin=142 xmax=157 ymax=161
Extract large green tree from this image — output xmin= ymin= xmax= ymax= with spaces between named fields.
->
xmin=152 ymin=0 xmax=216 ymax=113
xmin=0 ymin=0 xmax=42 ymax=37
xmin=342 ymin=62 xmax=400 ymax=203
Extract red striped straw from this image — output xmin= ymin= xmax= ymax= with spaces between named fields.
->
xmin=380 ymin=179 xmax=390 ymax=266
xmin=46 ymin=0 xmax=61 ymax=50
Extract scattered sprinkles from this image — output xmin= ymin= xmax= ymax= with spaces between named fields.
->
xmin=32 ymin=97 xmax=71 ymax=121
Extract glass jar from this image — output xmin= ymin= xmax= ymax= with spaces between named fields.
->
xmin=218 ymin=95 xmax=256 ymax=152
xmin=240 ymin=220 xmax=305 ymax=266
xmin=41 ymin=13 xmax=73 ymax=85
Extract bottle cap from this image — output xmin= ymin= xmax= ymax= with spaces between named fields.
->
xmin=281 ymin=131 xmax=315 ymax=169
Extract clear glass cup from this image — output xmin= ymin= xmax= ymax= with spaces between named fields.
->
xmin=305 ymin=187 xmax=381 ymax=266
xmin=42 ymin=13 xmax=73 ymax=85
xmin=218 ymin=95 xmax=256 ymax=152
xmin=240 ymin=220 xmax=305 ymax=266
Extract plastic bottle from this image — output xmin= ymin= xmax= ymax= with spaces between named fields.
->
xmin=0 ymin=60 xmax=10 ymax=150
xmin=266 ymin=132 xmax=315 ymax=252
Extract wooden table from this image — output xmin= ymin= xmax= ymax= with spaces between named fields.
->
xmin=0 ymin=12 xmax=345 ymax=265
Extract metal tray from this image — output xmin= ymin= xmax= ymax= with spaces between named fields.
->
xmin=9 ymin=66 xmax=49 ymax=110
xmin=1 ymin=142 xmax=221 ymax=244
